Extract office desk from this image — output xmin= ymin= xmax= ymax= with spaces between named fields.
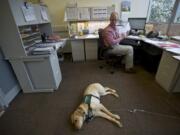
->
xmin=127 ymin=36 xmax=180 ymax=72
xmin=70 ymin=34 xmax=180 ymax=92
xmin=141 ymin=40 xmax=163 ymax=72
xmin=155 ymin=51 xmax=180 ymax=92
xmin=127 ymin=36 xmax=180 ymax=92
xmin=127 ymin=36 xmax=162 ymax=72
xmin=70 ymin=34 xmax=99 ymax=62
xmin=127 ymin=35 xmax=180 ymax=49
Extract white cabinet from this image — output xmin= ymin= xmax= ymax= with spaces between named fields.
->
xmin=9 ymin=0 xmax=50 ymax=26
xmin=78 ymin=7 xmax=90 ymax=20
xmin=71 ymin=40 xmax=85 ymax=61
xmin=10 ymin=0 xmax=38 ymax=26
xmin=172 ymin=56 xmax=180 ymax=92
xmin=9 ymin=51 xmax=61 ymax=93
xmin=0 ymin=0 xmax=26 ymax=58
xmin=90 ymin=6 xmax=115 ymax=20
xmin=85 ymin=39 xmax=98 ymax=60
xmin=173 ymin=75 xmax=180 ymax=92
xmin=91 ymin=7 xmax=108 ymax=20
xmin=65 ymin=6 xmax=114 ymax=21
xmin=34 ymin=5 xmax=51 ymax=24
xmin=66 ymin=7 xmax=79 ymax=21
xmin=71 ymin=38 xmax=98 ymax=62
xmin=155 ymin=51 xmax=179 ymax=92
xmin=66 ymin=7 xmax=91 ymax=21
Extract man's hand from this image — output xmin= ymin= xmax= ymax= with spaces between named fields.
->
xmin=119 ymin=33 xmax=126 ymax=41
xmin=121 ymin=33 xmax=126 ymax=38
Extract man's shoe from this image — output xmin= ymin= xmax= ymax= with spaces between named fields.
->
xmin=125 ymin=68 xmax=136 ymax=73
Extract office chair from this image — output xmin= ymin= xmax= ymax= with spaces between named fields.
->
xmin=98 ymin=29 xmax=124 ymax=74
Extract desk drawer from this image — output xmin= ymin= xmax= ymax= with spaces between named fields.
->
xmin=85 ymin=39 xmax=97 ymax=60
xmin=71 ymin=40 xmax=85 ymax=61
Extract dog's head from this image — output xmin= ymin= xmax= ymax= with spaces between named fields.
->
xmin=71 ymin=104 xmax=87 ymax=130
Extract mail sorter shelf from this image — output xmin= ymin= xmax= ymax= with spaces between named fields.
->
xmin=19 ymin=25 xmax=42 ymax=55
xmin=19 ymin=23 xmax=53 ymax=56
xmin=0 ymin=0 xmax=62 ymax=94
xmin=19 ymin=26 xmax=41 ymax=43
xmin=21 ymin=32 xmax=41 ymax=39
xmin=0 ymin=0 xmax=53 ymax=58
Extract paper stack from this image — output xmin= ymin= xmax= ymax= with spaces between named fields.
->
xmin=32 ymin=47 xmax=54 ymax=55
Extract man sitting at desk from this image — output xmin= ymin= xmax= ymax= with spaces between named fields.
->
xmin=103 ymin=12 xmax=135 ymax=73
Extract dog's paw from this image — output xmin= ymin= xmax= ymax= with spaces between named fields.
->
xmin=114 ymin=114 xmax=120 ymax=120
xmin=114 ymin=93 xmax=119 ymax=98
xmin=117 ymin=121 xmax=123 ymax=128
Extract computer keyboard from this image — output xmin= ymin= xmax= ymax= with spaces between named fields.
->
xmin=148 ymin=37 xmax=168 ymax=41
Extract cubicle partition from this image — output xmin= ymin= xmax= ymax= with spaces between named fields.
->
xmin=0 ymin=49 xmax=20 ymax=108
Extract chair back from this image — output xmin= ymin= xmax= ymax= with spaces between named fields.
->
xmin=98 ymin=29 xmax=110 ymax=59
xmin=98 ymin=29 xmax=105 ymax=48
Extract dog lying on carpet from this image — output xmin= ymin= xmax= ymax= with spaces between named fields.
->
xmin=71 ymin=83 xmax=123 ymax=129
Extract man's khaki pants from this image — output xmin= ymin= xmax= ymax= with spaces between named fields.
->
xmin=107 ymin=44 xmax=134 ymax=69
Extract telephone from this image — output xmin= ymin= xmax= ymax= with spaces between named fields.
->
xmin=146 ymin=31 xmax=159 ymax=38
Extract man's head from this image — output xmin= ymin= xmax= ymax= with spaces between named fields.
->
xmin=110 ymin=12 xmax=119 ymax=28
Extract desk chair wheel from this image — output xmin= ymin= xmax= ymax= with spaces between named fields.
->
xmin=99 ymin=65 xmax=104 ymax=69
xmin=110 ymin=71 xmax=114 ymax=74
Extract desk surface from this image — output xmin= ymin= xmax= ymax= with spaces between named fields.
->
xmin=171 ymin=36 xmax=180 ymax=41
xmin=127 ymin=35 xmax=180 ymax=55
xmin=69 ymin=34 xmax=180 ymax=55
xmin=70 ymin=34 xmax=99 ymax=40
xmin=166 ymin=48 xmax=180 ymax=55
xmin=173 ymin=55 xmax=180 ymax=61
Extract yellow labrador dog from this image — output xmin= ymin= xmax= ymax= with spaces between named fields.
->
xmin=71 ymin=83 xmax=122 ymax=129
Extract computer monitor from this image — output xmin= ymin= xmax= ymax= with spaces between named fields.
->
xmin=128 ymin=18 xmax=146 ymax=31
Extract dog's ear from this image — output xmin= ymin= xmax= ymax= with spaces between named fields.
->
xmin=79 ymin=104 xmax=88 ymax=115
xmin=79 ymin=108 xmax=86 ymax=115
xmin=78 ymin=106 xmax=86 ymax=115
xmin=71 ymin=114 xmax=74 ymax=124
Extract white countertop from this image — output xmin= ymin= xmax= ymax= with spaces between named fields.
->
xmin=70 ymin=34 xmax=99 ymax=40
xmin=173 ymin=55 xmax=180 ymax=61
xmin=127 ymin=35 xmax=180 ymax=50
